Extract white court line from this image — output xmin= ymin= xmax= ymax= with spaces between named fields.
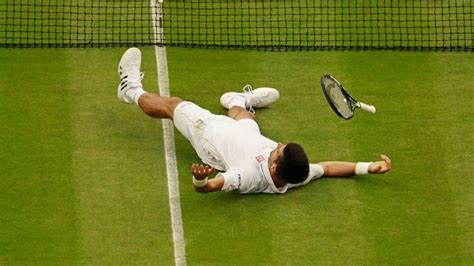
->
xmin=151 ymin=1 xmax=186 ymax=265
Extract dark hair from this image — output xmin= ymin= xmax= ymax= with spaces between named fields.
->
xmin=276 ymin=143 xmax=309 ymax=184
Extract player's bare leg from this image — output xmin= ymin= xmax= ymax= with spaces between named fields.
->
xmin=227 ymin=106 xmax=256 ymax=121
xmin=138 ymin=93 xmax=184 ymax=120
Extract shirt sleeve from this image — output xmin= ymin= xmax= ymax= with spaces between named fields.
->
xmin=288 ymin=163 xmax=325 ymax=189
xmin=309 ymin=163 xmax=325 ymax=180
xmin=220 ymin=170 xmax=259 ymax=193
xmin=220 ymin=171 xmax=242 ymax=192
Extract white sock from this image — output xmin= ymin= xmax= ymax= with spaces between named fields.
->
xmin=228 ymin=94 xmax=247 ymax=108
xmin=125 ymin=87 xmax=146 ymax=105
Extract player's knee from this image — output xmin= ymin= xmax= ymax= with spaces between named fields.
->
xmin=246 ymin=112 xmax=256 ymax=120
xmin=236 ymin=110 xmax=256 ymax=121
xmin=167 ymin=96 xmax=184 ymax=115
xmin=228 ymin=106 xmax=255 ymax=121
xmin=168 ymin=97 xmax=183 ymax=109
xmin=169 ymin=96 xmax=183 ymax=103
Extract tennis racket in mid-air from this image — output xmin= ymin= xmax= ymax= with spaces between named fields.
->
xmin=320 ymin=74 xmax=376 ymax=120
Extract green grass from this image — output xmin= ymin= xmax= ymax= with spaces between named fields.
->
xmin=0 ymin=49 xmax=173 ymax=264
xmin=0 ymin=47 xmax=473 ymax=265
xmin=0 ymin=49 xmax=77 ymax=264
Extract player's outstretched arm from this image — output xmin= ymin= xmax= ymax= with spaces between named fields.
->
xmin=319 ymin=154 xmax=391 ymax=177
xmin=191 ymin=163 xmax=225 ymax=193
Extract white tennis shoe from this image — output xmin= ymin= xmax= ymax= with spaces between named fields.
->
xmin=117 ymin=47 xmax=144 ymax=104
xmin=220 ymin=85 xmax=280 ymax=113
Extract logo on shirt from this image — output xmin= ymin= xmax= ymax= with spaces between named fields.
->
xmin=229 ymin=174 xmax=242 ymax=190
xmin=255 ymin=154 xmax=265 ymax=163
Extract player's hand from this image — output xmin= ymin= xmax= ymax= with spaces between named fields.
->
xmin=191 ymin=163 xmax=215 ymax=180
xmin=369 ymin=154 xmax=392 ymax=174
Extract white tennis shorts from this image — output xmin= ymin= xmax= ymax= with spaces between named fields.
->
xmin=173 ymin=101 xmax=260 ymax=170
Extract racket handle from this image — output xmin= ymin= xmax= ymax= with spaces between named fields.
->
xmin=359 ymin=102 xmax=376 ymax=114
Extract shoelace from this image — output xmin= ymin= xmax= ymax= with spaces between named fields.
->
xmin=242 ymin=84 xmax=255 ymax=114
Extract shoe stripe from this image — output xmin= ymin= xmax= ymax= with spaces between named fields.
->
xmin=121 ymin=84 xmax=127 ymax=91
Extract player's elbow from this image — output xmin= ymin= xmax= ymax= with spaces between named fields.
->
xmin=194 ymin=186 xmax=205 ymax=193
xmin=321 ymin=163 xmax=331 ymax=176
xmin=194 ymin=185 xmax=211 ymax=193
xmin=320 ymin=162 xmax=354 ymax=178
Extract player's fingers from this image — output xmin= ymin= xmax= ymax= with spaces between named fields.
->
xmin=380 ymin=154 xmax=392 ymax=170
xmin=191 ymin=164 xmax=203 ymax=174
xmin=380 ymin=154 xmax=390 ymax=162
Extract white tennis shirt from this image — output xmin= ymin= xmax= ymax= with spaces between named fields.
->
xmin=173 ymin=102 xmax=324 ymax=194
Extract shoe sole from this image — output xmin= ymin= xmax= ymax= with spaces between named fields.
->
xmin=117 ymin=48 xmax=141 ymax=103
xmin=118 ymin=47 xmax=141 ymax=77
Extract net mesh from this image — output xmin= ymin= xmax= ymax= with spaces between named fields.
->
xmin=0 ymin=1 xmax=154 ymax=48
xmin=1 ymin=0 xmax=473 ymax=51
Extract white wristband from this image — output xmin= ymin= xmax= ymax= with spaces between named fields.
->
xmin=193 ymin=176 xmax=208 ymax=187
xmin=355 ymin=162 xmax=373 ymax=175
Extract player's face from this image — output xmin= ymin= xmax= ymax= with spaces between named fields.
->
xmin=269 ymin=143 xmax=286 ymax=166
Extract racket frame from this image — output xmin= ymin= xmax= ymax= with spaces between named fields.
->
xmin=320 ymin=74 xmax=376 ymax=120
xmin=321 ymin=75 xmax=357 ymax=120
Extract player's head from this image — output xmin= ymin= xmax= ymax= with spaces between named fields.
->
xmin=275 ymin=143 xmax=309 ymax=184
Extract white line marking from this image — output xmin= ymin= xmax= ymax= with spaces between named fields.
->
xmin=151 ymin=1 xmax=186 ymax=265
xmin=160 ymin=118 xmax=186 ymax=266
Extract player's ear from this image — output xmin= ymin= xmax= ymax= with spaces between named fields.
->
xmin=270 ymin=163 xmax=278 ymax=174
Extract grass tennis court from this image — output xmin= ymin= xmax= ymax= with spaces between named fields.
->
xmin=1 ymin=47 xmax=473 ymax=264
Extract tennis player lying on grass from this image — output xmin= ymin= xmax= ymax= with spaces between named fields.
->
xmin=117 ymin=48 xmax=391 ymax=194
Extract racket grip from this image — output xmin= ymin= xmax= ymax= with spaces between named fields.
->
xmin=359 ymin=102 xmax=376 ymax=114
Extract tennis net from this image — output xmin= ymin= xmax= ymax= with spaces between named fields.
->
xmin=1 ymin=0 xmax=473 ymax=51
